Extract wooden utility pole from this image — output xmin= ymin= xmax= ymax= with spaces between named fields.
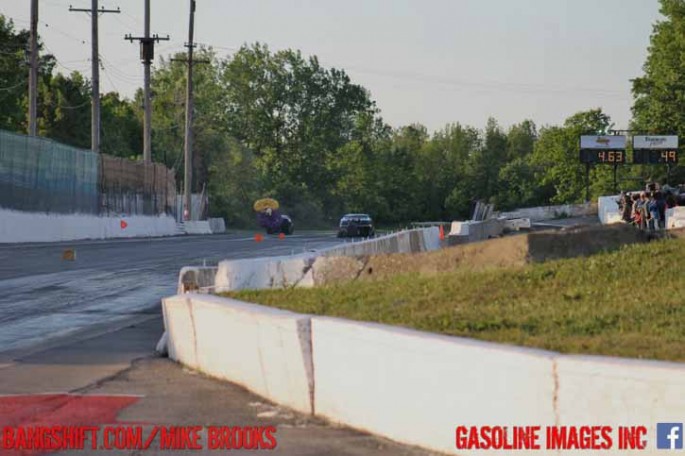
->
xmin=125 ymin=0 xmax=169 ymax=163
xmin=183 ymin=0 xmax=195 ymax=221
xmin=171 ymin=0 xmax=208 ymax=221
xmin=28 ymin=0 xmax=39 ymax=136
xmin=69 ymin=1 xmax=119 ymax=153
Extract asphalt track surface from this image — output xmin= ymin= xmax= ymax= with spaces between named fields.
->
xmin=0 ymin=231 xmax=438 ymax=455
xmin=0 ymin=232 xmax=342 ymax=356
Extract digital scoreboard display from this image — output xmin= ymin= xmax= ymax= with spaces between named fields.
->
xmin=579 ymin=149 xmax=626 ymax=164
xmin=632 ymin=149 xmax=678 ymax=164
xmin=632 ymin=135 xmax=678 ymax=164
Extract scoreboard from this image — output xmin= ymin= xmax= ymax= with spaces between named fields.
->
xmin=632 ymin=149 xmax=678 ymax=164
xmin=579 ymin=135 xmax=679 ymax=165
xmin=579 ymin=136 xmax=626 ymax=164
xmin=579 ymin=149 xmax=626 ymax=164
xmin=632 ymin=136 xmax=678 ymax=164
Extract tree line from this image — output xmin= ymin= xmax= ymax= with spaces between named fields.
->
xmin=1 ymin=1 xmax=683 ymax=227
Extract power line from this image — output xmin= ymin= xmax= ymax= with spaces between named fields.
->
xmin=0 ymin=80 xmax=27 ymax=92
xmin=69 ymin=1 xmax=121 ymax=153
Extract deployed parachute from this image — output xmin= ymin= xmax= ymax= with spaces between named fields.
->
xmin=253 ymin=198 xmax=294 ymax=235
xmin=253 ymin=198 xmax=280 ymax=212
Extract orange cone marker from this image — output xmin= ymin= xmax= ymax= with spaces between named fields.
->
xmin=439 ymin=225 xmax=445 ymax=241
xmin=254 ymin=233 xmax=264 ymax=242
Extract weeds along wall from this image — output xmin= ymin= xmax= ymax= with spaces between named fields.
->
xmin=0 ymin=130 xmax=176 ymax=217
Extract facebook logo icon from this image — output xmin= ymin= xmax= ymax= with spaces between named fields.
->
xmin=657 ymin=423 xmax=683 ymax=450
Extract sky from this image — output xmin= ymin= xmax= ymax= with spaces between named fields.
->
xmin=2 ymin=0 xmax=662 ymax=133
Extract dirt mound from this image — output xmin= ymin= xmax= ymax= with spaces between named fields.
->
xmin=313 ymin=224 xmax=649 ymax=285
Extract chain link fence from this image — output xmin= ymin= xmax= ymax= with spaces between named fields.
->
xmin=0 ymin=129 xmax=176 ymax=217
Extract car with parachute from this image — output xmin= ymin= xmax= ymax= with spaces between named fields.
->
xmin=253 ymin=198 xmax=294 ymax=235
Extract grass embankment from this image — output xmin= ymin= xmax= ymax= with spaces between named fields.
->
xmin=225 ymin=238 xmax=685 ymax=362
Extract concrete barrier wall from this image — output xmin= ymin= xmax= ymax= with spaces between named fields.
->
xmin=666 ymin=206 xmax=685 ymax=229
xmin=162 ymin=292 xmax=685 ymax=455
xmin=598 ymin=195 xmax=622 ymax=225
xmin=177 ymin=266 xmax=219 ymax=293
xmin=207 ymin=217 xmax=226 ymax=234
xmin=162 ymin=294 xmax=314 ymax=414
xmin=448 ymin=219 xmax=504 ymax=245
xmin=311 ymin=317 xmax=556 ymax=455
xmin=0 ymin=208 xmax=178 ymax=243
xmin=214 ymin=228 xmax=440 ymax=292
xmin=556 ymin=355 xmax=685 ymax=427
xmin=182 ymin=220 xmax=213 ymax=235
xmin=500 ymin=203 xmax=596 ymax=221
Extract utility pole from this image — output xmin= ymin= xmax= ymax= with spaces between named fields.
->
xmin=183 ymin=0 xmax=195 ymax=222
xmin=69 ymin=1 xmax=119 ymax=153
xmin=125 ymin=0 xmax=169 ymax=163
xmin=28 ymin=0 xmax=38 ymax=136
xmin=171 ymin=0 xmax=208 ymax=221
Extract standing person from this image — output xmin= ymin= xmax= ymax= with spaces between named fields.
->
xmin=647 ymin=192 xmax=659 ymax=231
xmin=631 ymin=193 xmax=641 ymax=227
xmin=655 ymin=191 xmax=667 ymax=229
xmin=621 ymin=193 xmax=632 ymax=223
xmin=638 ymin=192 xmax=649 ymax=230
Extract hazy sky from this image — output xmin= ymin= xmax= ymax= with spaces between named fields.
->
xmin=2 ymin=0 xmax=662 ymax=132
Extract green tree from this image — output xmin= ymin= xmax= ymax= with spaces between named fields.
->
xmin=101 ymin=92 xmax=142 ymax=158
xmin=147 ymin=48 xmax=222 ymax=191
xmin=219 ymin=43 xmax=377 ymax=217
xmin=0 ymin=15 xmax=54 ymax=132
xmin=631 ymin=0 xmax=685 ymax=183
xmin=531 ymin=109 xmax=613 ymax=204
xmin=38 ymin=72 xmax=91 ymax=148
xmin=493 ymin=120 xmax=541 ymax=210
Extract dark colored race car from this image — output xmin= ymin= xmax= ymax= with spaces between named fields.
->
xmin=258 ymin=210 xmax=294 ymax=235
xmin=337 ymin=213 xmax=375 ymax=238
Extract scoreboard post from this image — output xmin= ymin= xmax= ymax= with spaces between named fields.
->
xmin=579 ymin=135 xmax=627 ymax=199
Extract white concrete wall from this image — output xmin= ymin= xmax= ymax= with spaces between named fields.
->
xmin=214 ymin=228 xmax=440 ymax=292
xmin=556 ymin=355 xmax=685 ymax=455
xmin=215 ymin=254 xmax=315 ymax=292
xmin=182 ymin=220 xmax=213 ymax=235
xmin=557 ymin=355 xmax=685 ymax=425
xmin=500 ymin=203 xmax=596 ymax=221
xmin=448 ymin=219 xmax=504 ymax=242
xmin=0 ymin=208 xmax=178 ymax=243
xmin=598 ymin=195 xmax=623 ymax=225
xmin=666 ymin=206 xmax=685 ymax=229
xmin=162 ymin=292 xmax=685 ymax=455
xmin=311 ymin=317 xmax=556 ymax=455
xmin=162 ymin=294 xmax=314 ymax=414
xmin=208 ymin=217 xmax=226 ymax=234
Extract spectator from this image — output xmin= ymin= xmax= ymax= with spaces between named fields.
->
xmin=655 ymin=191 xmax=667 ymax=229
xmin=621 ymin=193 xmax=633 ymax=223
xmin=638 ymin=192 xmax=649 ymax=230
xmin=647 ymin=192 xmax=659 ymax=231
xmin=631 ymin=193 xmax=642 ymax=227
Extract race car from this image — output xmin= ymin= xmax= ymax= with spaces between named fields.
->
xmin=337 ymin=213 xmax=375 ymax=238
xmin=254 ymin=198 xmax=294 ymax=235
